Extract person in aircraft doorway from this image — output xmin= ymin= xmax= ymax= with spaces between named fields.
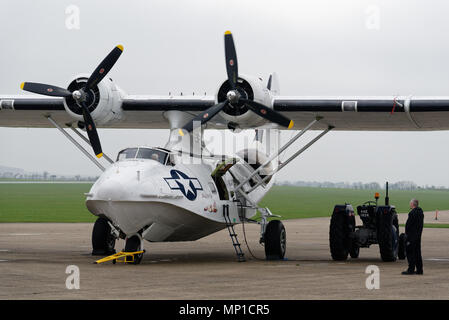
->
xmin=402 ymin=198 xmax=424 ymax=275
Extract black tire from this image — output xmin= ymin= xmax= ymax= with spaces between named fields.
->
xmin=91 ymin=217 xmax=116 ymax=256
xmin=378 ymin=213 xmax=398 ymax=262
xmin=329 ymin=212 xmax=349 ymax=261
xmin=264 ymin=220 xmax=286 ymax=260
xmin=124 ymin=235 xmax=143 ymax=264
xmin=349 ymin=239 xmax=360 ymax=258
xmin=398 ymin=233 xmax=407 ymax=260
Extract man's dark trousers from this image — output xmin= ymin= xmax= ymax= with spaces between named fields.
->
xmin=406 ymin=240 xmax=423 ymax=273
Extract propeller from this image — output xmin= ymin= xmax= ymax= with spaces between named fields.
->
xmin=180 ymin=31 xmax=293 ymax=135
xmin=20 ymin=45 xmax=124 ymax=158
xmin=240 ymin=98 xmax=292 ymax=128
xmin=179 ymin=101 xmax=229 ymax=135
xmin=224 ymin=31 xmax=238 ymax=90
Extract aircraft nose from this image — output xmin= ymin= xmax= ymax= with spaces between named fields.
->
xmin=88 ymin=162 xmax=160 ymax=202
xmin=94 ymin=177 xmax=127 ymax=201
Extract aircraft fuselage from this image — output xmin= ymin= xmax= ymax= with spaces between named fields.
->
xmin=86 ymin=147 xmax=256 ymax=242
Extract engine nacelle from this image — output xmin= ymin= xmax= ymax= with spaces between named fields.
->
xmin=63 ymin=75 xmax=124 ymax=126
xmin=216 ymin=74 xmax=273 ymax=129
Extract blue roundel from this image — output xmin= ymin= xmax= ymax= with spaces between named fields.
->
xmin=163 ymin=169 xmax=203 ymax=201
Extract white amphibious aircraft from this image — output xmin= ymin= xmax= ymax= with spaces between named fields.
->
xmin=2 ymin=31 xmax=449 ymax=264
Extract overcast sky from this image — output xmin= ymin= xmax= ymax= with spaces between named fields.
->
xmin=2 ymin=0 xmax=449 ymax=186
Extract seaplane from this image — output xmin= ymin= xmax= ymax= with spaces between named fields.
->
xmin=2 ymin=31 xmax=449 ymax=264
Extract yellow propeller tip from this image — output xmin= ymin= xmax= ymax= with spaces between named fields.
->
xmin=116 ymin=45 xmax=124 ymax=51
xmin=96 ymin=153 xmax=103 ymax=158
xmin=224 ymin=30 xmax=232 ymax=35
xmin=288 ymin=120 xmax=294 ymax=129
xmin=20 ymin=82 xmax=25 ymax=90
xmin=178 ymin=129 xmax=184 ymax=137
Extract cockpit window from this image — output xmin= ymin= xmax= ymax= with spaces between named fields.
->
xmin=116 ymin=147 xmax=168 ymax=165
xmin=117 ymin=148 xmax=138 ymax=161
xmin=136 ymin=148 xmax=168 ymax=164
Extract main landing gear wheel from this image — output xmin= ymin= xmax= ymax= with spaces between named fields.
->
xmin=91 ymin=217 xmax=116 ymax=256
xmin=264 ymin=220 xmax=286 ymax=260
xmin=124 ymin=234 xmax=144 ymax=265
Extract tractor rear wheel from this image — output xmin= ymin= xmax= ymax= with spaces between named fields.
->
xmin=329 ymin=212 xmax=350 ymax=261
xmin=378 ymin=214 xmax=398 ymax=262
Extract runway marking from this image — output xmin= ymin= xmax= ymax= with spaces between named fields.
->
xmin=0 ymin=260 xmax=8 ymax=262
xmin=426 ymin=258 xmax=449 ymax=262
xmin=5 ymin=233 xmax=46 ymax=236
xmin=3 ymin=233 xmax=64 ymax=236
xmin=149 ymin=259 xmax=177 ymax=264
xmin=0 ymin=249 xmax=9 ymax=252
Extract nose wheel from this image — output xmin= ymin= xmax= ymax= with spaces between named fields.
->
xmin=93 ymin=230 xmax=145 ymax=265
xmin=124 ymin=234 xmax=144 ymax=264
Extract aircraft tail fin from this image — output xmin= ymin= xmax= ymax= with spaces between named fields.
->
xmin=267 ymin=72 xmax=280 ymax=96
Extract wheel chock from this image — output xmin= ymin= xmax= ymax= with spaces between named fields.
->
xmin=94 ymin=250 xmax=145 ymax=264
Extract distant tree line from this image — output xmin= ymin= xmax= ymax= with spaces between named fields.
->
xmin=277 ymin=180 xmax=448 ymax=191
xmin=0 ymin=171 xmax=98 ymax=182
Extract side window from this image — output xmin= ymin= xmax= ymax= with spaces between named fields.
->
xmin=167 ymin=154 xmax=176 ymax=166
xmin=208 ymin=182 xmax=217 ymax=194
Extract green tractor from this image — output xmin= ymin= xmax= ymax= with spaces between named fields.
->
xmin=329 ymin=182 xmax=407 ymax=262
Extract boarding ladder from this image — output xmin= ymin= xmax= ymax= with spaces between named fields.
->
xmin=223 ymin=204 xmax=246 ymax=262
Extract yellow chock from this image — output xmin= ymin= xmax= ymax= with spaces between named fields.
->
xmin=94 ymin=250 xmax=145 ymax=264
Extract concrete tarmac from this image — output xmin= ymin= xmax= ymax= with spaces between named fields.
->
xmin=0 ymin=211 xmax=448 ymax=299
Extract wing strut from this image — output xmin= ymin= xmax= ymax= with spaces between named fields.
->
xmin=46 ymin=116 xmax=109 ymax=171
xmin=68 ymin=127 xmax=114 ymax=164
xmin=234 ymin=116 xmax=322 ymax=193
xmin=246 ymin=125 xmax=334 ymax=193
xmin=234 ymin=117 xmax=333 ymax=204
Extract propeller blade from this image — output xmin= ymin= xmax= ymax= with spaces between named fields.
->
xmin=224 ymin=31 xmax=238 ymax=89
xmin=20 ymin=82 xmax=72 ymax=97
xmin=80 ymin=101 xmax=103 ymax=158
xmin=179 ymin=101 xmax=228 ymax=135
xmin=241 ymin=99 xmax=294 ymax=129
xmin=85 ymin=45 xmax=124 ymax=90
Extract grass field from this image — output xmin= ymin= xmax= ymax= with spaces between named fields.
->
xmin=400 ymin=224 xmax=449 ymax=229
xmin=0 ymin=183 xmax=95 ymax=222
xmin=1 ymin=183 xmax=449 ymax=223
xmin=259 ymin=186 xmax=449 ymax=219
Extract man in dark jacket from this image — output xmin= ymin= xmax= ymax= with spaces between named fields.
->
xmin=402 ymin=198 xmax=424 ymax=275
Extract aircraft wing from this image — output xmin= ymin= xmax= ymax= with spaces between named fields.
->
xmin=0 ymin=96 xmax=70 ymax=128
xmin=2 ymin=94 xmax=449 ymax=130
xmin=0 ymin=95 xmax=215 ymax=129
xmin=273 ymin=96 xmax=449 ymax=131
